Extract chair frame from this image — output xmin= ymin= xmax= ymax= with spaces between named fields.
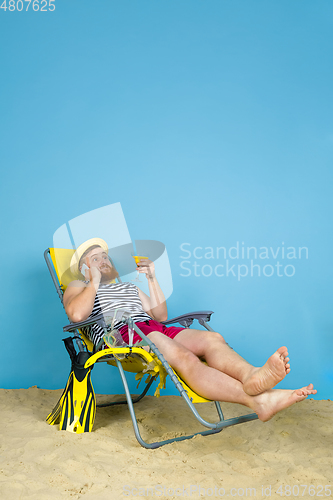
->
xmin=45 ymin=248 xmax=258 ymax=449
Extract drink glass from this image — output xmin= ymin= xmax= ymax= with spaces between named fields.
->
xmin=131 ymin=254 xmax=149 ymax=282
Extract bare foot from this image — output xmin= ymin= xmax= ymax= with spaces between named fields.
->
xmin=251 ymin=384 xmax=317 ymax=422
xmin=243 ymin=346 xmax=290 ymax=396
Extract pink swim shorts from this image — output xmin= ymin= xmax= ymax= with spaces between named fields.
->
xmin=119 ymin=319 xmax=185 ymax=345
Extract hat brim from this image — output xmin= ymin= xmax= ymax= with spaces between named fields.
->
xmin=69 ymin=238 xmax=109 ymax=274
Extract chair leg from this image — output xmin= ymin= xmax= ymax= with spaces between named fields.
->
xmin=115 ymin=361 xmax=225 ymax=448
xmin=116 ymin=360 xmax=258 ymax=449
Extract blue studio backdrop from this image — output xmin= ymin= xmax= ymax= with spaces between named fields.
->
xmin=0 ymin=0 xmax=332 ymax=399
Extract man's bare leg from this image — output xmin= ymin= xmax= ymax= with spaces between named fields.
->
xmin=174 ymin=329 xmax=290 ymax=395
xmin=147 ymin=331 xmax=316 ymax=421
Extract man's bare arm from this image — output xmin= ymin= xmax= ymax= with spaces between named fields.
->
xmin=138 ymin=286 xmax=167 ymax=322
xmin=63 ymin=268 xmax=101 ymax=323
xmin=136 ymin=259 xmax=167 ymax=322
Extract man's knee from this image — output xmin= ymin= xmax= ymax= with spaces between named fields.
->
xmin=204 ymin=330 xmax=226 ymax=344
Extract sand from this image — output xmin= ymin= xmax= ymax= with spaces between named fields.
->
xmin=0 ymin=387 xmax=332 ymax=500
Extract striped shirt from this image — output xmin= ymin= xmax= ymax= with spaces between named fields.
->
xmin=85 ymin=281 xmax=151 ymax=345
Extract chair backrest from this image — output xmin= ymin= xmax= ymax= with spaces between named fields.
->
xmin=45 ymin=247 xmax=119 ymax=352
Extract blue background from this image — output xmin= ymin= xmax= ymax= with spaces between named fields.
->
xmin=0 ymin=0 xmax=332 ymax=399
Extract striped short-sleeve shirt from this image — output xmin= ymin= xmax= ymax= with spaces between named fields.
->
xmin=85 ymin=281 xmax=151 ymax=345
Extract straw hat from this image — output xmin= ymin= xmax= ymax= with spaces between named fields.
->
xmin=69 ymin=237 xmax=109 ymax=274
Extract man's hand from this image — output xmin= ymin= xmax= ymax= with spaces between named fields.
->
xmin=136 ymin=258 xmax=155 ymax=280
xmin=85 ymin=263 xmax=102 ymax=289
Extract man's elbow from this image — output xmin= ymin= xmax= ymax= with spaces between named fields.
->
xmin=158 ymin=312 xmax=168 ymax=322
xmin=148 ymin=310 xmax=167 ymax=323
xmin=71 ymin=313 xmax=85 ymax=324
xmin=66 ymin=308 xmax=87 ymax=324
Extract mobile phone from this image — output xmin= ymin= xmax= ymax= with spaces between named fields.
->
xmin=81 ymin=263 xmax=89 ymax=276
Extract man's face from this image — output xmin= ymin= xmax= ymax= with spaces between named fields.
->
xmin=83 ymin=246 xmax=118 ymax=282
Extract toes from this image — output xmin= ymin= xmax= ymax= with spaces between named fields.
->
xmin=296 ymin=387 xmax=310 ymax=397
xmin=306 ymin=384 xmax=317 ymax=395
xmin=278 ymin=349 xmax=289 ymax=362
xmin=277 ymin=346 xmax=288 ymax=356
xmin=298 ymin=384 xmax=316 ymax=396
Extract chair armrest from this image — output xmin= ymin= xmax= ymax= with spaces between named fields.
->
xmin=63 ymin=310 xmax=214 ymax=333
xmin=63 ymin=317 xmax=101 ymax=333
xmin=161 ymin=311 xmax=214 ymax=328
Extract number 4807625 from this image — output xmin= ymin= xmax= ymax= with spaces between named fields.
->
xmin=0 ymin=0 xmax=55 ymax=11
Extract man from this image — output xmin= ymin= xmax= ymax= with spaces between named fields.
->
xmin=64 ymin=238 xmax=317 ymax=422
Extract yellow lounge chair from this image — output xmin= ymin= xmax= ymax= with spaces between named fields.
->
xmin=44 ymin=247 xmax=258 ymax=448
